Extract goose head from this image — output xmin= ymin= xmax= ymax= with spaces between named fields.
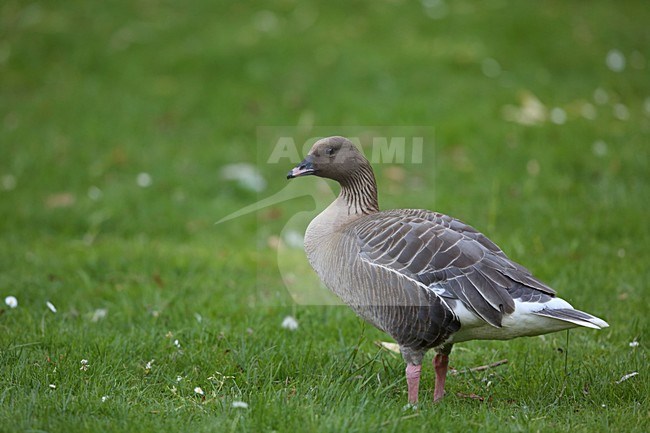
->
xmin=287 ymin=136 xmax=369 ymax=182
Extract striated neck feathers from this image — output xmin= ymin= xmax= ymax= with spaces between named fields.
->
xmin=338 ymin=161 xmax=380 ymax=216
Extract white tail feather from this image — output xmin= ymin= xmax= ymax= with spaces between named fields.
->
xmin=531 ymin=308 xmax=609 ymax=330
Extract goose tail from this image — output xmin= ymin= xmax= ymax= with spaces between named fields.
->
xmin=532 ymin=308 xmax=609 ymax=330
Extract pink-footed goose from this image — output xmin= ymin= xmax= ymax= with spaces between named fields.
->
xmin=287 ymin=136 xmax=608 ymax=405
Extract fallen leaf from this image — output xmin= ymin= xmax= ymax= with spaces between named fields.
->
xmin=45 ymin=193 xmax=76 ymax=209
xmin=260 ymin=207 xmax=283 ymax=221
xmin=267 ymin=235 xmax=281 ymax=249
xmin=375 ymin=341 xmax=401 ymax=354
xmin=384 ymin=166 xmax=405 ymax=183
xmin=502 ymin=91 xmax=547 ymax=126
xmin=615 ymin=372 xmax=638 ymax=384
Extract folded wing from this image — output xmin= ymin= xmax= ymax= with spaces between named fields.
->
xmin=353 ymin=209 xmax=556 ymax=328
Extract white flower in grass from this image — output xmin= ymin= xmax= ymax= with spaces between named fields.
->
xmin=5 ymin=296 xmax=18 ymax=308
xmin=46 ymin=301 xmax=57 ymax=313
xmin=613 ymin=103 xmax=630 ymax=120
xmin=593 ymin=88 xmax=608 ymax=105
xmin=49 ymin=384 xmax=56 ymax=389
xmin=606 ymin=49 xmax=626 ymax=72
xmin=101 ymin=395 xmax=110 ymax=402
xmin=176 ymin=375 xmax=183 ymax=382
xmin=281 ymin=315 xmax=298 ymax=331
xmin=592 ymin=140 xmax=608 ymax=157
xmin=282 ymin=230 xmax=304 ymax=249
xmin=219 ymin=163 xmax=266 ymax=192
xmin=580 ymin=103 xmax=597 ymax=120
xmin=145 ymin=359 xmax=154 ymax=372
xmin=91 ymin=308 xmax=108 ymax=322
xmin=629 ymin=340 xmax=639 ymax=348
xmin=88 ymin=186 xmax=103 ymax=201
xmin=481 ymin=57 xmax=501 ymax=78
xmin=80 ymin=359 xmax=90 ymax=371
xmin=194 ymin=386 xmax=204 ymax=396
xmin=136 ymin=172 xmax=152 ymax=188
xmin=232 ymin=401 xmax=249 ymax=409
xmin=174 ymin=339 xmax=181 ymax=349
xmin=2 ymin=174 xmax=17 ymax=191
xmin=549 ymin=107 xmax=567 ymax=125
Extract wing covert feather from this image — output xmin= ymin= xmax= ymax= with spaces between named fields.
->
xmin=351 ymin=209 xmax=555 ymax=327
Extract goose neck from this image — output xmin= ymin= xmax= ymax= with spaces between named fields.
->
xmin=339 ymin=165 xmax=379 ymax=216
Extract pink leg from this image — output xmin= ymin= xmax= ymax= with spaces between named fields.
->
xmin=433 ymin=354 xmax=449 ymax=402
xmin=405 ymin=363 xmax=422 ymax=404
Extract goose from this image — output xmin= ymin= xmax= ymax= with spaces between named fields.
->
xmin=286 ymin=136 xmax=608 ymax=405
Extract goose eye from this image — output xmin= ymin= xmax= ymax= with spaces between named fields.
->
xmin=325 ymin=147 xmax=336 ymax=156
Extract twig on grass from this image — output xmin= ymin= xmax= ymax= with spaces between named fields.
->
xmin=456 ymin=392 xmax=485 ymax=402
xmin=449 ymin=359 xmax=508 ymax=376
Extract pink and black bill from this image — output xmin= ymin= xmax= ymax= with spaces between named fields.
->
xmin=287 ymin=155 xmax=315 ymax=179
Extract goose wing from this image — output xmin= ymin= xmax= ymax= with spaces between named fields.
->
xmin=351 ymin=209 xmax=555 ymax=327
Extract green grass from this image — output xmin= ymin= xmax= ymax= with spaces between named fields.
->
xmin=1 ymin=0 xmax=649 ymax=431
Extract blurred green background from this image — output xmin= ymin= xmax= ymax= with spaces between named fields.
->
xmin=1 ymin=1 xmax=648 ymax=432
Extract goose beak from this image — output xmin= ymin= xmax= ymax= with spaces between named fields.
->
xmin=287 ymin=155 xmax=315 ymax=179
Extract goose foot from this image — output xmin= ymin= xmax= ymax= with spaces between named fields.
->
xmin=405 ymin=363 xmax=422 ymax=404
xmin=433 ymin=353 xmax=449 ymax=402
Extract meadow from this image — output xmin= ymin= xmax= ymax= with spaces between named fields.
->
xmin=1 ymin=1 xmax=648 ymax=432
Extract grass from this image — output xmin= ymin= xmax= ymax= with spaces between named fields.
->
xmin=1 ymin=0 xmax=649 ymax=431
